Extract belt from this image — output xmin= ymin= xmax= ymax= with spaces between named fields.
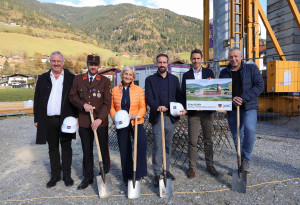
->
xmin=47 ymin=115 xmax=60 ymax=118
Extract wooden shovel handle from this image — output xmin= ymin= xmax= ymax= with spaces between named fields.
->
xmin=237 ymin=106 xmax=241 ymax=167
xmin=160 ymin=111 xmax=167 ymax=171
xmin=89 ymin=111 xmax=103 ymax=163
xmin=133 ymin=117 xmax=138 ymax=172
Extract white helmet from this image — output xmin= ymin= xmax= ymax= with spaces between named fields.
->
xmin=170 ymin=102 xmax=184 ymax=117
xmin=61 ymin=116 xmax=78 ymax=133
xmin=114 ymin=110 xmax=130 ymax=129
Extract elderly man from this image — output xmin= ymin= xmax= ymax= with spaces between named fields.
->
xmin=145 ymin=53 xmax=187 ymax=187
xmin=219 ymin=47 xmax=264 ymax=172
xmin=69 ymin=54 xmax=111 ymax=190
xmin=34 ymin=51 xmax=77 ymax=188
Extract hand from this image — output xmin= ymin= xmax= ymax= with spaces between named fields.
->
xmin=84 ymin=103 xmax=94 ymax=113
xmin=176 ymin=109 xmax=187 ymax=116
xmin=91 ymin=118 xmax=102 ymax=130
xmin=233 ymin=96 xmax=243 ymax=107
xmin=130 ymin=113 xmax=138 ymax=119
xmin=157 ymin=106 xmax=168 ymax=112
xmin=34 ymin=122 xmax=38 ymax=127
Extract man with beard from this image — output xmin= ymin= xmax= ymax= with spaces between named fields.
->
xmin=69 ymin=54 xmax=111 ymax=190
xmin=145 ymin=53 xmax=187 ymax=187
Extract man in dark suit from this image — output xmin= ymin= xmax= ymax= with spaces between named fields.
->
xmin=182 ymin=49 xmax=219 ymax=179
xmin=145 ymin=53 xmax=187 ymax=187
xmin=69 ymin=54 xmax=111 ymax=190
xmin=34 ymin=51 xmax=77 ymax=188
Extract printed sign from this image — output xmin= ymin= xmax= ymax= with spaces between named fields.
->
xmin=186 ymin=78 xmax=232 ymax=111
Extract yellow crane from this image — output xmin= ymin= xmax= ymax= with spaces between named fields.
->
xmin=203 ymin=0 xmax=300 ymax=116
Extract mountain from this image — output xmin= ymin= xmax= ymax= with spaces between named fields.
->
xmin=0 ymin=0 xmax=203 ymax=57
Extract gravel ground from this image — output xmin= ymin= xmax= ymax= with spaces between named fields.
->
xmin=0 ymin=115 xmax=299 ymax=205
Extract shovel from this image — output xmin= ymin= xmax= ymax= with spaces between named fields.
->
xmin=159 ymin=111 xmax=173 ymax=198
xmin=89 ymin=111 xmax=113 ymax=198
xmin=232 ymin=106 xmax=247 ymax=193
xmin=128 ymin=116 xmax=141 ymax=199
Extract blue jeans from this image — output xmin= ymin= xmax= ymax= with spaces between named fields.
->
xmin=227 ymin=109 xmax=257 ymax=161
xmin=152 ymin=115 xmax=175 ymax=176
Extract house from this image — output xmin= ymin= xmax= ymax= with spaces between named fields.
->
xmin=7 ymin=73 xmax=28 ymax=88
xmin=122 ymin=52 xmax=130 ymax=57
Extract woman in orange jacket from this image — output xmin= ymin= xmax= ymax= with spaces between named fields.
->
xmin=110 ymin=65 xmax=147 ymax=185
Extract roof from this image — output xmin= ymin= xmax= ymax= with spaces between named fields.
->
xmin=7 ymin=73 xmax=28 ymax=78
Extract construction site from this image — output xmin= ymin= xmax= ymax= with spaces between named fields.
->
xmin=0 ymin=0 xmax=299 ymax=204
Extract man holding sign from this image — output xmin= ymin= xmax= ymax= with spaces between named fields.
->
xmin=182 ymin=49 xmax=219 ymax=179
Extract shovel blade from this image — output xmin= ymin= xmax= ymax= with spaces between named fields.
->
xmin=159 ymin=178 xmax=173 ymax=198
xmin=96 ymin=174 xmax=113 ymax=198
xmin=232 ymin=170 xmax=247 ymax=193
xmin=128 ymin=180 xmax=141 ymax=199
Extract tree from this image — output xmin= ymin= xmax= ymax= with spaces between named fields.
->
xmin=3 ymin=60 xmax=10 ymax=75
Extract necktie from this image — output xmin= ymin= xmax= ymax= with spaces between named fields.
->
xmin=89 ymin=77 xmax=93 ymax=85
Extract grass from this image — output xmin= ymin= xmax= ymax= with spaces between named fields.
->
xmin=0 ymin=32 xmax=116 ymax=59
xmin=0 ymin=88 xmax=35 ymax=102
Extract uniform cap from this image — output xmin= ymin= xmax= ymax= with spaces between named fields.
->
xmin=87 ymin=54 xmax=100 ymax=64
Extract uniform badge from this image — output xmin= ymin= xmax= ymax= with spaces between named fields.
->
xmin=97 ymin=92 xmax=101 ymax=98
xmin=93 ymin=93 xmax=96 ymax=97
xmin=79 ymin=89 xmax=84 ymax=99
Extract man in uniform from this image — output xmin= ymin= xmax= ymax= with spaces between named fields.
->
xmin=34 ymin=51 xmax=77 ymax=188
xmin=69 ymin=54 xmax=111 ymax=190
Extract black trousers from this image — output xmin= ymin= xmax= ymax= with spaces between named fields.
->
xmin=46 ymin=117 xmax=72 ymax=178
xmin=79 ymin=126 xmax=110 ymax=180
xmin=116 ymin=124 xmax=147 ymax=183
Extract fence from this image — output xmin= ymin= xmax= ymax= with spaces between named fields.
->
xmin=108 ymin=109 xmax=233 ymax=166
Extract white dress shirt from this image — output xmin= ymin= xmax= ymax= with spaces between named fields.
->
xmin=193 ymin=67 xmax=202 ymax=79
xmin=88 ymin=73 xmax=96 ymax=84
xmin=47 ymin=70 xmax=64 ymax=116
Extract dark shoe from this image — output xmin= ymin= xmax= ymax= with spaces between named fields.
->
xmin=242 ymin=159 xmax=250 ymax=172
xmin=63 ymin=176 xmax=74 ymax=187
xmin=77 ymin=178 xmax=93 ymax=190
xmin=166 ymin=171 xmax=176 ymax=181
xmin=153 ymin=175 xmax=160 ymax=187
xmin=206 ymin=166 xmax=219 ymax=177
xmin=187 ymin=168 xmax=195 ymax=179
xmin=46 ymin=176 xmax=61 ymax=188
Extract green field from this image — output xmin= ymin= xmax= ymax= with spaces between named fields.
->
xmin=0 ymin=88 xmax=35 ymax=102
xmin=0 ymin=32 xmax=116 ymax=59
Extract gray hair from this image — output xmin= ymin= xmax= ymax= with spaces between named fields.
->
xmin=228 ymin=47 xmax=242 ymax=55
xmin=121 ymin=65 xmax=136 ymax=80
xmin=50 ymin=51 xmax=64 ymax=62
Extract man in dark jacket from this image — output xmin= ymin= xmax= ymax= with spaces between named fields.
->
xmin=69 ymin=54 xmax=111 ymax=190
xmin=182 ymin=49 xmax=219 ymax=179
xmin=34 ymin=51 xmax=77 ymax=188
xmin=145 ymin=53 xmax=187 ymax=187
xmin=219 ymin=47 xmax=264 ymax=172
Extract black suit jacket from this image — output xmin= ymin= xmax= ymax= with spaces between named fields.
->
xmin=181 ymin=67 xmax=215 ymax=116
xmin=145 ymin=72 xmax=182 ymax=125
xmin=34 ymin=69 xmax=77 ymax=144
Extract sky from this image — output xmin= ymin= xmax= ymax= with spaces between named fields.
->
xmin=37 ymin=0 xmax=267 ymax=38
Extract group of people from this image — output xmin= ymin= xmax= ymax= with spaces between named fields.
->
xmin=34 ymin=47 xmax=264 ymax=190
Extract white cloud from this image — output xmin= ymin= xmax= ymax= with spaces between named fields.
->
xmin=148 ymin=0 xmax=213 ymax=20
xmin=55 ymin=0 xmax=106 ymax=7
